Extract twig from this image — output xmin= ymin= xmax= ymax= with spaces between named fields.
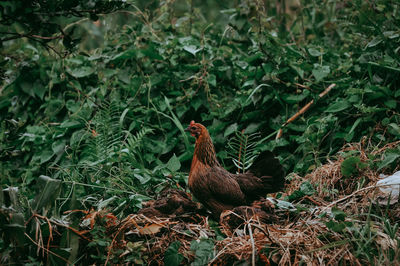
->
xmin=247 ymin=222 xmax=256 ymax=266
xmin=31 ymin=213 xmax=91 ymax=241
xmin=326 ymin=182 xmax=400 ymax=208
xmin=294 ymin=83 xmax=311 ymax=90
xmin=25 ymin=232 xmax=70 ymax=263
xmin=30 ymin=34 xmax=63 ymax=40
xmin=43 ymin=216 xmax=53 ymax=260
xmin=276 ymin=83 xmax=336 ymax=139
xmin=105 ymin=217 xmax=131 ymax=265
xmin=1 ymin=33 xmax=62 ymax=42
xmin=302 ymin=195 xmax=323 ymax=206
xmin=209 ymin=242 xmax=234 ymax=264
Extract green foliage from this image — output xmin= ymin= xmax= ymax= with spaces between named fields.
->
xmin=287 ymin=181 xmax=315 ymax=202
xmin=378 ymin=149 xmax=400 ymax=170
xmin=1 ymin=0 xmax=400 ymax=264
xmin=0 ymin=0 xmax=127 ymax=54
xmin=227 ymin=131 xmax=260 ymax=173
xmin=32 ymin=175 xmax=62 ymax=212
xmin=190 ymin=238 xmax=215 ymax=266
xmin=320 ymin=204 xmax=400 ymax=264
xmin=325 ymin=207 xmax=353 ymax=233
xmin=164 ymin=241 xmax=184 ymax=266
xmin=341 ymin=156 xmax=367 ymax=178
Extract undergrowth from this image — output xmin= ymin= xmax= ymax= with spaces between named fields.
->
xmin=0 ymin=0 xmax=400 ymax=264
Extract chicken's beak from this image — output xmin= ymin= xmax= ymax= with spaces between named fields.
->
xmin=184 ymin=126 xmax=190 ymax=132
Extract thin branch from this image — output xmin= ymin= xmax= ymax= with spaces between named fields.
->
xmin=247 ymin=222 xmax=256 ymax=266
xmin=31 ymin=213 xmax=91 ymax=241
xmin=326 ymin=182 xmax=400 ymax=208
xmin=0 ymin=32 xmax=65 ymax=57
xmin=276 ymin=83 xmax=336 ymax=139
xmin=25 ymin=232 xmax=71 ymax=263
xmin=0 ymin=32 xmax=63 ymax=42
xmin=31 ymin=34 xmax=63 ymax=40
xmin=25 ymin=35 xmax=64 ymax=57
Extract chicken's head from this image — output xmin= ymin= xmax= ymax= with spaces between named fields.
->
xmin=184 ymin=120 xmax=205 ymax=139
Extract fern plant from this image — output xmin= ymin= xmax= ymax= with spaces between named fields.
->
xmin=124 ymin=127 xmax=154 ymax=168
xmin=83 ymin=100 xmax=123 ymax=164
xmin=227 ymin=130 xmax=260 ymax=174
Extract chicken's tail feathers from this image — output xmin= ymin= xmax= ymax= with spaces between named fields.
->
xmin=250 ymin=150 xmax=285 ymax=192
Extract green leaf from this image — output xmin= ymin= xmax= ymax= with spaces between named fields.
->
xmin=134 ymin=172 xmax=152 ymax=184
xmin=70 ymin=129 xmax=87 ymax=147
xmin=33 ymin=82 xmax=46 ymax=99
xmin=341 ymin=156 xmax=362 ymax=177
xmin=308 ymin=48 xmax=323 ymax=57
xmin=190 ymin=238 xmax=215 ymax=266
xmin=388 ymin=123 xmax=400 ymax=136
xmin=299 ymin=181 xmax=315 ymax=195
xmin=67 ymin=66 xmax=95 ymax=78
xmin=324 ymin=100 xmax=351 ymax=113
xmin=66 ymin=100 xmax=80 ymax=113
xmin=191 ymin=98 xmax=202 ymax=111
xmin=20 ymin=81 xmax=35 ymax=97
xmin=40 ymin=149 xmax=54 ymax=164
xmin=164 ymin=241 xmax=183 ymax=266
xmin=326 ymin=220 xmax=346 ymax=232
xmin=60 ymin=119 xmax=82 ymax=129
xmin=52 ymin=139 xmax=66 ymax=154
xmin=262 ymin=63 xmax=273 ymax=74
xmin=384 ymin=99 xmax=397 ymax=109
xmin=110 ymin=49 xmax=136 ymax=61
xmin=32 ymin=175 xmax=62 ymax=212
xmin=166 ymin=154 xmax=181 ymax=172
xmin=331 ymin=207 xmax=346 ymax=221
xmin=378 ymin=152 xmax=400 ymax=170
xmin=207 ymin=74 xmax=216 ymax=87
xmin=183 ymin=45 xmax=201 ymax=56
xmin=348 ymin=117 xmax=362 ymax=135
xmin=224 ymin=123 xmax=238 ymax=137
xmin=312 ymin=64 xmax=330 ymax=82
xmin=286 ymin=181 xmax=315 ymax=201
xmin=281 ymin=90 xmax=310 ymax=104
xmin=289 ymin=63 xmax=304 ymax=78
xmin=365 ymin=37 xmax=383 ymax=48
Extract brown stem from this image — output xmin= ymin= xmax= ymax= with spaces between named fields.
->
xmin=276 ymin=83 xmax=336 ymax=139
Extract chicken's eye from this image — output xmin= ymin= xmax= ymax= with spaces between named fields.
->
xmin=191 ymin=126 xmax=196 ymax=130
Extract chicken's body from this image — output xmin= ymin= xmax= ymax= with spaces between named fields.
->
xmin=185 ymin=121 xmax=285 ymax=219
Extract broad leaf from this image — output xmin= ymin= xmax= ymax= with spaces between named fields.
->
xmin=312 ymin=64 xmax=330 ymax=81
xmin=67 ymin=66 xmax=95 ymax=78
xmin=166 ymin=154 xmax=181 ymax=172
xmin=325 ymin=100 xmax=351 ymax=113
xmin=164 ymin=241 xmax=184 ymax=266
xmin=32 ymin=175 xmax=62 ymax=212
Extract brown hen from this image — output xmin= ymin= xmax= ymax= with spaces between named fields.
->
xmin=185 ymin=120 xmax=285 ymax=219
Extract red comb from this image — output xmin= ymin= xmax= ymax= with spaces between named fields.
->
xmin=190 ymin=120 xmax=195 ymax=126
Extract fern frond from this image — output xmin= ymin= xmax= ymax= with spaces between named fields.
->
xmin=125 ymin=127 xmax=154 ymax=167
xmin=83 ymin=100 xmax=124 ymax=162
xmin=227 ymin=130 xmax=260 ymax=174
xmin=126 ymin=127 xmax=154 ymax=151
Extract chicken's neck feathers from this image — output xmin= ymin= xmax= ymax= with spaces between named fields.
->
xmin=193 ymin=131 xmax=220 ymax=168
